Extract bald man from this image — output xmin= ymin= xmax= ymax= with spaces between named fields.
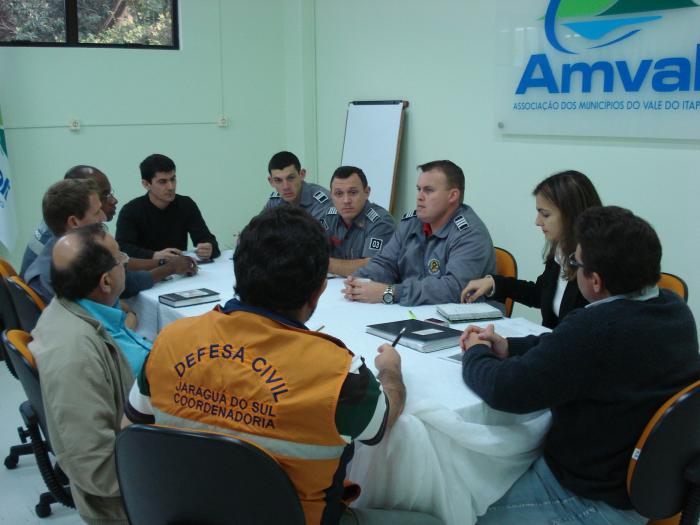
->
xmin=29 ymin=223 xmax=142 ymax=525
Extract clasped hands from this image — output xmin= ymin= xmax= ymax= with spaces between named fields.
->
xmin=342 ymin=276 xmax=388 ymax=303
xmin=459 ymin=324 xmax=509 ymax=359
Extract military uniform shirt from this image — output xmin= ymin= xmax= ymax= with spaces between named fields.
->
xmin=263 ymin=180 xmax=331 ymax=223
xmin=354 ymin=203 xmax=496 ymax=306
xmin=322 ymin=201 xmax=395 ymax=259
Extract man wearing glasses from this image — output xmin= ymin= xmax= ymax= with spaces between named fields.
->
xmin=29 ymin=223 xmax=145 ymax=525
xmin=460 ymin=206 xmax=700 ymax=525
xmin=21 ymin=166 xmax=197 ymax=319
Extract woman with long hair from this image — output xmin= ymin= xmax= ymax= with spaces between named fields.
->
xmin=461 ymin=170 xmax=602 ymax=328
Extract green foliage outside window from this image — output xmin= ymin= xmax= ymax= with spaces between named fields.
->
xmin=0 ymin=0 xmax=176 ymax=47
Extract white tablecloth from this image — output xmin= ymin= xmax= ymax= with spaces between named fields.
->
xmin=130 ymin=250 xmax=551 ymax=525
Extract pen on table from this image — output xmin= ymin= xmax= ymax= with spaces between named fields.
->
xmin=391 ymin=327 xmax=407 ymax=347
xmin=407 ymin=310 xmax=417 ymax=320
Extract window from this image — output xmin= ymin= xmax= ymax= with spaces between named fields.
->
xmin=0 ymin=0 xmax=179 ymax=48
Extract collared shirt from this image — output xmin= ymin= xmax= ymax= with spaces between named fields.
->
xmin=586 ymin=286 xmax=660 ymax=309
xmin=263 ymin=181 xmax=332 ymax=223
xmin=322 ymin=201 xmax=395 ymax=259
xmin=77 ymin=298 xmax=152 ymax=376
xmin=354 ymin=203 xmax=496 ymax=305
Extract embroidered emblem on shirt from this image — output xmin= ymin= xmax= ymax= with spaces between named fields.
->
xmin=270 ymin=191 xmax=280 ymax=198
xmin=327 ymin=207 xmax=338 ymax=215
xmin=330 ymin=235 xmax=342 ymax=246
xmin=313 ymin=191 xmax=329 ymax=204
xmin=320 ymin=219 xmax=329 ymax=231
xmin=366 ymin=208 xmax=380 ymax=223
xmin=454 ymin=215 xmax=470 ymax=231
xmin=428 ymin=258 xmax=441 ymax=275
xmin=402 ymin=210 xmax=417 ymax=221
xmin=369 ymin=238 xmax=383 ymax=251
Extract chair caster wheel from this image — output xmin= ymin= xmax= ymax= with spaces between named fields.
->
xmin=35 ymin=502 xmax=52 ymax=518
xmin=4 ymin=455 xmax=18 ymax=469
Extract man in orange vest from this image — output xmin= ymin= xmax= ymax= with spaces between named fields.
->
xmin=123 ymin=207 xmax=442 ymax=525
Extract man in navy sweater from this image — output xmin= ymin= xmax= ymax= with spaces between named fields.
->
xmin=461 ymin=206 xmax=700 ymax=525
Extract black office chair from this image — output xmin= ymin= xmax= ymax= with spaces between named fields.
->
xmin=116 ymin=424 xmax=305 ymax=525
xmin=1 ymin=279 xmax=38 ymax=470
xmin=1 ymin=329 xmax=74 ymax=518
xmin=627 ymin=379 xmax=700 ymax=525
xmin=6 ymin=276 xmax=45 ymax=332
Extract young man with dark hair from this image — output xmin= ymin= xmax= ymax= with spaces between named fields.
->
xmin=124 ymin=207 xmax=441 ymax=525
xmin=263 ymin=150 xmax=332 ymax=222
xmin=116 ymin=153 xmax=220 ymax=261
xmin=345 ymin=160 xmax=495 ymax=305
xmin=22 ymin=170 xmax=196 ymax=311
xmin=22 ymin=179 xmax=106 ymax=303
xmin=30 ymin=224 xmax=140 ymax=525
xmin=324 ymin=165 xmax=395 ymax=276
xmin=460 ymin=206 xmax=700 ymax=525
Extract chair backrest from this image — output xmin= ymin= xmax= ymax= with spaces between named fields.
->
xmin=116 ymin=424 xmax=305 ymax=525
xmin=1 ymin=330 xmax=51 ymax=437
xmin=657 ymin=273 xmax=688 ymax=303
xmin=0 ymin=257 xmax=17 ymax=278
xmin=6 ymin=276 xmax=45 ymax=332
xmin=627 ymin=379 xmax=700 ymax=520
xmin=494 ymin=247 xmax=518 ymax=318
xmin=0 ymin=279 xmax=21 ymax=375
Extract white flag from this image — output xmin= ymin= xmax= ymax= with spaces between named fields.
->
xmin=0 ymin=107 xmax=17 ymax=250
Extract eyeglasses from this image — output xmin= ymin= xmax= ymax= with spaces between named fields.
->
xmin=567 ymin=252 xmax=584 ymax=270
xmin=113 ymin=251 xmax=130 ymax=268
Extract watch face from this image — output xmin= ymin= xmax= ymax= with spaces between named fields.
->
xmin=382 ymin=291 xmax=393 ymax=304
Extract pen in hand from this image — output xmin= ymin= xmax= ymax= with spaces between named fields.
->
xmin=391 ymin=327 xmax=407 ymax=347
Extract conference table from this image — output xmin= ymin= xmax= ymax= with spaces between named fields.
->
xmin=129 ymin=251 xmax=551 ymax=525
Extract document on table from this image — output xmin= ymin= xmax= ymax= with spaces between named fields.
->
xmin=442 ymin=317 xmax=550 ymax=364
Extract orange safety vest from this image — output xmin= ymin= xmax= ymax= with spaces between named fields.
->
xmin=146 ymin=306 xmax=355 ymax=525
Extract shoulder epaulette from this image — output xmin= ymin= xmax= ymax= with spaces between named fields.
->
xmin=320 ymin=218 xmax=329 ymax=231
xmin=313 ymin=191 xmax=329 ymax=204
xmin=269 ymin=191 xmax=280 ymax=199
xmin=327 ymin=207 xmax=338 ymax=215
xmin=366 ymin=208 xmax=380 ymax=223
xmin=454 ymin=215 xmax=470 ymax=231
xmin=401 ymin=210 xmax=417 ymax=221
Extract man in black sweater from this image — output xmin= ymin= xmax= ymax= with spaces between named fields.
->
xmin=461 ymin=206 xmax=700 ymax=525
xmin=116 ymin=154 xmax=220 ymax=261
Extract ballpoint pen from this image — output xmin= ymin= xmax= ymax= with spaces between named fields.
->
xmin=407 ymin=310 xmax=417 ymax=320
xmin=391 ymin=327 xmax=407 ymax=347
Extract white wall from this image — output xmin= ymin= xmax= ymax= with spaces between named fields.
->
xmin=312 ymin=0 xmax=700 ymax=321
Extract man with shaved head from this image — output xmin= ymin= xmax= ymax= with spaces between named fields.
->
xmin=29 ymin=223 xmax=140 ymax=525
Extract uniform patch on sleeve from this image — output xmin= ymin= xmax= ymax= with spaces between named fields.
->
xmin=401 ymin=210 xmax=417 ymax=221
xmin=269 ymin=191 xmax=280 ymax=198
xmin=327 ymin=207 xmax=338 ymax=215
xmin=369 ymin=238 xmax=383 ymax=251
xmin=313 ymin=191 xmax=329 ymax=204
xmin=366 ymin=208 xmax=380 ymax=223
xmin=454 ymin=215 xmax=470 ymax=231
xmin=320 ymin=218 xmax=329 ymax=231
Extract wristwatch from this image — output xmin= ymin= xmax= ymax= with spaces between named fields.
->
xmin=382 ymin=285 xmax=395 ymax=305
xmin=158 ymin=258 xmax=167 ymax=266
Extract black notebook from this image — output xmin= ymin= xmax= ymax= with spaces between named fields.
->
xmin=366 ymin=319 xmax=463 ymax=353
xmin=158 ymin=288 xmax=220 ymax=308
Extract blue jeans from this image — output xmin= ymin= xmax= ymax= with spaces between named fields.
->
xmin=477 ymin=457 xmax=646 ymax=525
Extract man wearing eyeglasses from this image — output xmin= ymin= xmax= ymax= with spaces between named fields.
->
xmin=21 ymin=166 xmax=197 ymax=321
xmin=29 ymin=223 xmax=148 ymax=525
xmin=460 ymin=206 xmax=700 ymax=525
